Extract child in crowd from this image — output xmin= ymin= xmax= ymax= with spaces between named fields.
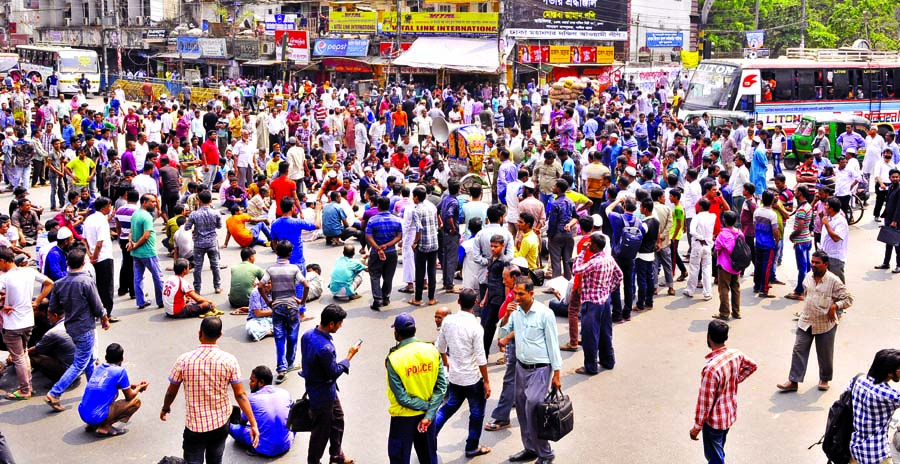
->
xmin=305 ymin=264 xmax=323 ymax=301
xmin=162 ymin=258 xmax=221 ymax=318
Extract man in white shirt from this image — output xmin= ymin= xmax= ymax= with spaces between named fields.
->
xmin=284 ymin=137 xmax=306 ymax=193
xmin=132 ymin=163 xmax=159 ymax=199
xmin=133 ymin=133 xmax=149 ymax=170
xmin=83 ymin=197 xmax=116 ymax=321
xmin=433 ymin=288 xmax=492 ymax=458
xmin=268 ymin=105 xmax=287 ymax=148
xmin=539 ymin=101 xmax=552 ymax=135
xmin=682 ymin=168 xmax=702 ymax=249
xmin=834 ymin=156 xmax=860 ymax=218
xmin=684 ymin=197 xmax=717 ymax=300
xmin=369 ymin=116 xmax=386 ymax=148
xmin=863 ymin=127 xmax=886 ymax=178
xmin=729 ymin=155 xmax=751 ymax=223
xmin=232 ymin=130 xmax=255 ymax=188
xmin=820 ymin=197 xmax=849 ymax=282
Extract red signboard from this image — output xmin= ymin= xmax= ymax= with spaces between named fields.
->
xmin=380 ymin=42 xmax=412 ymax=57
xmin=274 ymin=30 xmax=310 ymax=64
xmin=518 ymin=45 xmax=604 ymax=64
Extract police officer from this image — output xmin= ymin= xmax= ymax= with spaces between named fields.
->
xmin=385 ymin=313 xmax=447 ymax=464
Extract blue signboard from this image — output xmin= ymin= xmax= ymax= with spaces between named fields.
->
xmin=176 ymin=37 xmax=201 ymax=58
xmin=312 ymin=39 xmax=369 ymax=57
xmin=646 ymin=32 xmax=683 ymax=48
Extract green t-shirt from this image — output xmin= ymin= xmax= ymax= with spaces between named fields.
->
xmin=670 ymin=204 xmax=685 ymax=240
xmin=130 ymin=209 xmax=157 ymax=258
xmin=229 ymin=261 xmax=265 ymax=307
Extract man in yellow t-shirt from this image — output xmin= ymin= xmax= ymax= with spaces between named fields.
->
xmin=65 ymin=147 xmax=96 ymax=194
xmin=515 ymin=211 xmax=540 ymax=270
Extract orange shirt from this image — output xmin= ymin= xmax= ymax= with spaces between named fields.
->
xmin=392 ymin=110 xmax=408 ymax=128
xmin=226 ymin=213 xmax=254 ymax=247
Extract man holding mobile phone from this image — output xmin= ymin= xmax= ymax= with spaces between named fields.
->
xmin=300 ymin=304 xmax=359 ymax=464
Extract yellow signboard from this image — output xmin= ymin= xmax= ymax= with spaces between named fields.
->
xmin=548 ymin=46 xmax=570 ymax=64
xmin=597 ymin=46 xmax=614 ymax=64
xmin=330 ymin=11 xmax=378 ymax=34
xmin=681 ymin=50 xmax=700 ymax=68
xmin=381 ymin=12 xmax=498 ymax=36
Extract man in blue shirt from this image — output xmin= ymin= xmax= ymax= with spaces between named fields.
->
xmin=229 ymin=365 xmax=294 ymax=457
xmin=547 ymin=179 xmax=576 ymax=280
xmin=44 ymin=227 xmax=73 ymax=281
xmin=270 ymin=197 xmax=318 ymax=297
xmin=606 ymin=196 xmax=645 ymax=323
xmin=78 ymin=343 xmax=147 ymax=437
xmin=321 ymin=191 xmax=360 ymax=246
xmin=300 ymin=304 xmax=359 ymax=464
xmin=366 ymin=195 xmax=403 ymax=311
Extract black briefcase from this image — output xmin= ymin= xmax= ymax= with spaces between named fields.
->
xmin=878 ymin=226 xmax=900 ymax=247
xmin=287 ymin=393 xmax=313 ymax=432
xmin=537 ymin=388 xmax=574 ymax=442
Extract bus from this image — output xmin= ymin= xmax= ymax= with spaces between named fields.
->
xmin=16 ymin=45 xmax=100 ymax=95
xmin=682 ymin=48 xmax=900 ymax=135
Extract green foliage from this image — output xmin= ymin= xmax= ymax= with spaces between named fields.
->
xmin=702 ymin=0 xmax=900 ymax=55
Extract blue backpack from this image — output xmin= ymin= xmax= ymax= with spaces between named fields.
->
xmin=613 ymin=214 xmax=644 ymax=260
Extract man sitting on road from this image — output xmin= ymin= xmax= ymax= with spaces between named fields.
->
xmin=162 ymin=258 xmax=222 ymax=318
xmin=224 ymin=205 xmax=272 ymax=249
xmin=27 ymin=306 xmax=75 ymax=383
xmin=322 ymin=191 xmax=361 ymax=246
xmin=329 ymin=245 xmax=367 ymax=300
xmin=77 ymin=343 xmax=148 ymax=438
xmin=229 ymin=365 xmax=294 ymax=457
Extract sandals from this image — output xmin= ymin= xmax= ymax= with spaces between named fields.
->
xmin=484 ymin=420 xmax=510 ymax=431
xmin=275 ymin=373 xmax=287 ymax=385
xmin=95 ymin=427 xmax=128 ymax=438
xmin=465 ymin=446 xmax=491 ymax=458
xmin=6 ymin=390 xmax=30 ymax=400
xmin=784 ymin=294 xmax=804 ymax=301
xmin=45 ymin=395 xmax=66 ymax=412
xmin=560 ymin=343 xmax=579 ymax=352
xmin=330 ymin=457 xmax=356 ymax=464
xmin=408 ymin=300 xmax=423 ymax=307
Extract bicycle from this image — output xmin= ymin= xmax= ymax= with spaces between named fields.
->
xmin=846 ymin=191 xmax=865 ymax=225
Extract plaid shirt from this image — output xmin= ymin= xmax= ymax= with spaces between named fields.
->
xmin=573 ymin=250 xmax=622 ymax=305
xmin=366 ymin=211 xmax=403 ymax=253
xmin=413 ymin=200 xmax=439 ymax=253
xmin=692 ymin=347 xmax=758 ymax=433
xmin=184 ymin=206 xmax=222 ymax=249
xmin=850 ymin=376 xmax=900 ymax=464
xmin=799 ymin=271 xmax=854 ymax=335
xmin=168 ymin=344 xmax=242 ymax=433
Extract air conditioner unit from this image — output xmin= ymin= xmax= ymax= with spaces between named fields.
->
xmin=261 ymin=42 xmax=275 ymax=54
xmin=135 ymin=17 xmax=144 ymax=26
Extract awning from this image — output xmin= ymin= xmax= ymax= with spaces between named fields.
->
xmin=392 ymin=37 xmax=500 ymax=74
xmin=153 ymin=52 xmax=185 ymax=59
xmin=243 ymin=59 xmax=281 ymax=66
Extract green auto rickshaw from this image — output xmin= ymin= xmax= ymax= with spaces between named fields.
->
xmin=786 ymin=115 xmax=872 ymax=169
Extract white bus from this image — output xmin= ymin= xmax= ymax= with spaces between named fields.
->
xmin=682 ymin=48 xmax=900 ymax=134
xmin=16 ymin=45 xmax=100 ymax=95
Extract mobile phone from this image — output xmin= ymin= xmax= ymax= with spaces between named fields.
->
xmin=354 ymin=339 xmax=363 ymax=348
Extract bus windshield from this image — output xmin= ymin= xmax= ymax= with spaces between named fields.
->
xmin=58 ymin=54 xmax=98 ymax=74
xmin=685 ymin=63 xmax=740 ymax=110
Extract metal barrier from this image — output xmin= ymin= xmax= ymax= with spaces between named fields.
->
xmin=109 ymin=76 xmax=216 ymax=105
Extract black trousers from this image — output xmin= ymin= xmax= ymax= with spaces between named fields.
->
xmin=414 ymin=249 xmax=437 ymax=302
xmin=94 ymin=258 xmax=115 ymax=316
xmin=0 ymin=430 xmax=15 ymax=464
xmin=162 ymin=191 xmax=179 ymax=219
xmin=118 ymin=240 xmax=134 ymax=298
xmin=308 ymin=397 xmax=346 ymax=464
xmin=183 ymin=423 xmax=228 ymax=464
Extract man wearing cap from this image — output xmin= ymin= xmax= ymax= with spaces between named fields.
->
xmin=811 ymin=147 xmax=833 ymax=175
xmin=385 ymin=312 xmax=447 ymax=464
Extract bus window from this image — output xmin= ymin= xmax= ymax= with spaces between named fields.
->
xmin=814 ymin=70 xmax=824 ymax=99
xmin=887 ymin=69 xmax=897 ymax=98
xmin=849 ymin=69 xmax=864 ymax=99
xmin=831 ymin=69 xmax=848 ymax=100
xmin=797 ymin=70 xmax=816 ymax=100
xmin=773 ymin=69 xmax=793 ymax=100
xmin=738 ymin=95 xmax=755 ymax=112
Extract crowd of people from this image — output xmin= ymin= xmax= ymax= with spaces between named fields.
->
xmin=0 ymin=71 xmax=897 ymax=464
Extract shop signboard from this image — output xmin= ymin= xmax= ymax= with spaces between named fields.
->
xmin=506 ymin=0 xmax=628 ymax=41
xmin=144 ymin=29 xmax=167 ymax=39
xmin=381 ymin=12 xmax=498 ymax=36
xmin=313 ymin=39 xmax=369 ymax=57
xmin=264 ymin=14 xmax=297 ymax=36
xmin=596 ymin=45 xmax=614 ymax=63
xmin=380 ymin=42 xmax=412 ymax=57
xmin=177 ymin=37 xmax=201 ymax=59
xmin=199 ymin=38 xmax=227 ymax=59
xmin=646 ymin=32 xmax=683 ymax=48
xmin=518 ymin=45 xmax=610 ymax=64
xmin=548 ymin=46 xmax=570 ymax=63
xmin=275 ymin=30 xmax=310 ymax=64
xmin=234 ymin=39 xmax=261 ymax=60
xmin=329 ymin=11 xmax=377 ymax=34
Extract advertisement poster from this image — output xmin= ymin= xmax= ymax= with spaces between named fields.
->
xmin=313 ymin=39 xmax=369 ymax=57
xmin=329 ymin=11 xmax=377 ymax=34
xmin=506 ymin=0 xmax=628 ymax=40
xmin=380 ymin=42 xmax=412 ymax=57
xmin=264 ymin=14 xmax=296 ymax=36
xmin=275 ymin=30 xmax=310 ymax=64
xmin=646 ymin=32 xmax=683 ymax=48
xmin=381 ymin=12 xmax=498 ymax=36
xmin=518 ymin=45 xmax=610 ymax=64
xmin=746 ymin=30 xmax=765 ymax=50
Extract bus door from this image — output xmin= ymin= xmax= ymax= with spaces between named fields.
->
xmin=867 ymin=69 xmax=882 ymax=116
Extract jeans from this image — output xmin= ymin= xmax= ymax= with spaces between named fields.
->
xmin=434 ymin=380 xmax=487 ymax=454
xmin=414 ymin=249 xmax=437 ymax=302
xmin=611 ymin=256 xmax=635 ymax=320
xmin=548 ymin=234 xmax=574 ymax=280
xmin=134 ymin=256 xmax=164 ymax=307
xmin=193 ymin=246 xmax=221 ymax=293
xmin=368 ymin=250 xmax=398 ymax=306
xmin=733 ymin=196 xmax=745 ymax=228
xmin=752 ymin=247 xmax=775 ymax=294
xmin=686 ymin=241 xmax=713 ymax=296
xmin=793 ymin=242 xmax=812 ymax=295
xmin=539 ymin=192 xmax=553 ymax=214
xmin=702 ymin=423 xmax=728 ymax=464
xmin=635 ymin=258 xmax=654 ymax=308
xmin=272 ymin=305 xmax=300 ymax=373
xmin=49 ymin=330 xmax=95 ymax=398
xmin=48 ymin=171 xmax=66 ymax=210
xmin=2 ymin=327 xmax=32 ymax=395
xmin=387 ymin=414 xmax=438 ymax=464
xmin=250 ymin=222 xmax=272 ymax=245
xmin=118 ymin=240 xmax=135 ymax=298
xmin=440 ymin=230 xmax=460 ymax=288
xmin=491 ymin=341 xmax=517 ymax=422
xmin=772 ymin=151 xmax=783 ymax=176
xmin=183 ymin=423 xmax=229 ymax=464
xmin=581 ymin=301 xmax=614 ymax=373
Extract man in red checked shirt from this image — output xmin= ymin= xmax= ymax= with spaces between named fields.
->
xmin=690 ymin=319 xmax=757 ymax=464
xmin=572 ymin=232 xmax=622 ymax=376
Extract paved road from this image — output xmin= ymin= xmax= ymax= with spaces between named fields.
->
xmin=0 ymin=97 xmax=897 ymax=463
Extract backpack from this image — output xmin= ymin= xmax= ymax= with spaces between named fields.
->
xmin=812 ymin=374 xmax=861 ymax=464
xmin=729 ymin=235 xmax=752 ymax=272
xmin=613 ymin=214 xmax=644 ymax=260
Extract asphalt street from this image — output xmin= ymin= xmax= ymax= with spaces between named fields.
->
xmin=0 ymin=97 xmax=897 ymax=463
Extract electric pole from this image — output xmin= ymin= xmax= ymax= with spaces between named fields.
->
xmin=800 ymin=0 xmax=806 ymax=48
xmin=754 ymin=0 xmax=760 ymax=30
xmin=394 ymin=0 xmax=402 ymax=83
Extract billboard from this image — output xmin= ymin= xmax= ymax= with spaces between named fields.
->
xmin=646 ymin=32 xmax=683 ymax=48
xmin=381 ymin=12 xmax=498 ymax=36
xmin=176 ymin=37 xmax=201 ymax=59
xmin=517 ymin=45 xmax=613 ymax=64
xmin=265 ymin=14 xmax=297 ymax=36
xmin=275 ymin=30 xmax=310 ymax=64
xmin=198 ymin=38 xmax=227 ymax=59
xmin=506 ymin=0 xmax=628 ymax=41
xmin=330 ymin=11 xmax=377 ymax=34
xmin=313 ymin=39 xmax=369 ymax=57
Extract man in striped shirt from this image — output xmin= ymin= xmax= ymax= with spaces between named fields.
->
xmin=690 ymin=320 xmax=758 ymax=464
xmin=114 ymin=189 xmax=139 ymax=299
xmin=262 ymin=240 xmax=310 ymax=384
xmin=573 ymin=233 xmax=622 ymax=375
xmin=786 ymin=185 xmax=814 ymax=300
